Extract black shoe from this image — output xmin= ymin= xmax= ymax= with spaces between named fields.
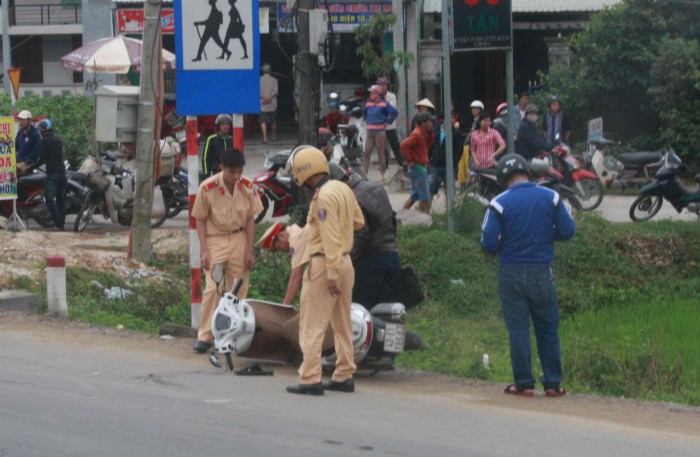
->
xmin=225 ymin=50 xmax=232 ymax=61
xmin=323 ymin=378 xmax=355 ymax=393
xmin=193 ymin=340 xmax=211 ymax=353
xmin=192 ymin=57 xmax=201 ymax=62
xmin=286 ymin=383 xmax=324 ymax=396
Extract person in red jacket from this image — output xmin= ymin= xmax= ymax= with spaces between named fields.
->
xmin=400 ymin=112 xmax=434 ymax=213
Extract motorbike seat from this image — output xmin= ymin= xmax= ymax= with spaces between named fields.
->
xmin=68 ymin=171 xmax=89 ymax=182
xmin=474 ymin=167 xmax=497 ymax=175
xmin=18 ymin=173 xmax=47 ymax=186
xmin=617 ymin=152 xmax=662 ymax=166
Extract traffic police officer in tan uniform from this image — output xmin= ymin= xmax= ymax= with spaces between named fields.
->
xmin=191 ymin=149 xmax=263 ymax=353
xmin=286 ymin=147 xmax=365 ymax=395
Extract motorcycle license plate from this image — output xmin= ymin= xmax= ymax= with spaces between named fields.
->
xmin=383 ymin=323 xmax=405 ymax=353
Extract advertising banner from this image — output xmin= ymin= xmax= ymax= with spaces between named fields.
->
xmin=0 ymin=117 xmax=17 ymax=201
xmin=452 ymin=0 xmax=512 ymax=51
xmin=278 ymin=2 xmax=392 ymax=33
xmin=117 ymin=8 xmax=176 ymax=35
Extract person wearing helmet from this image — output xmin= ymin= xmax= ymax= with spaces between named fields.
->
xmin=469 ymin=100 xmax=485 ymax=132
xmin=493 ymin=102 xmax=510 ymax=146
xmin=481 ymin=153 xmax=575 ymax=398
xmin=26 ymin=120 xmax=66 ymax=230
xmin=400 ymin=111 xmax=435 ymax=213
xmin=191 ymin=149 xmax=263 ymax=353
xmin=325 ymin=101 xmax=346 ymax=135
xmin=362 ymin=85 xmax=399 ymax=183
xmin=543 ymin=95 xmax=571 ymax=144
xmin=287 ymin=147 xmax=364 ymax=396
xmin=515 ymin=104 xmax=554 ymax=161
xmin=202 ymin=114 xmax=233 ymax=177
xmin=15 ymin=110 xmax=42 ymax=175
xmin=259 ymin=63 xmax=278 ymax=143
xmin=376 ymin=76 xmax=404 ymax=168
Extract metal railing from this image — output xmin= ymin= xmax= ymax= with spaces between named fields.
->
xmin=9 ymin=4 xmax=82 ymax=26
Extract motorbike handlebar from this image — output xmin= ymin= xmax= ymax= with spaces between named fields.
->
xmin=232 ymin=278 xmax=243 ymax=296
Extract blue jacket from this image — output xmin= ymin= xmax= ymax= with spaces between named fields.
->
xmin=15 ymin=125 xmax=42 ymax=163
xmin=515 ymin=118 xmax=552 ymax=160
xmin=363 ymin=98 xmax=398 ymax=131
xmin=481 ymin=181 xmax=575 ymax=266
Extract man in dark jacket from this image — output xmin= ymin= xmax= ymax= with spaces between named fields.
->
xmin=429 ymin=126 xmax=463 ymax=208
xmin=515 ymin=104 xmax=553 ymax=161
xmin=27 ymin=120 xmax=66 ymax=230
xmin=340 ymin=172 xmax=400 ymax=308
xmin=202 ymin=114 xmax=233 ymax=177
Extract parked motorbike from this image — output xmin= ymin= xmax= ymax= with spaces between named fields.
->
xmin=253 ymin=149 xmax=294 ymax=224
xmin=333 ymin=124 xmax=368 ymax=181
xmin=548 ymin=142 xmax=605 ymax=211
xmin=586 ymin=138 xmax=664 ymax=191
xmin=466 ymin=161 xmax=582 ymax=215
xmin=207 ymin=266 xmax=422 ymax=373
xmin=0 ymin=170 xmax=55 ymax=228
xmin=72 ymin=153 xmax=166 ymax=232
xmin=629 ymin=148 xmax=700 ymax=221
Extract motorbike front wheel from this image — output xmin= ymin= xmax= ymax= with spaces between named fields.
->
xmin=629 ymin=194 xmax=663 ymax=222
xmin=559 ymin=189 xmax=582 ymax=217
xmin=254 ymin=194 xmax=269 ymax=224
xmin=575 ymin=177 xmax=605 ymax=211
xmin=73 ymin=199 xmax=98 ymax=232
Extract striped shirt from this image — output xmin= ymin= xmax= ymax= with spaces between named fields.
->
xmin=470 ymin=128 xmax=505 ymax=168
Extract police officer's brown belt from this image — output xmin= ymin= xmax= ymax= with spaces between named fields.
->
xmin=311 ymin=252 xmax=350 ymax=257
xmin=210 ymin=228 xmax=244 ymax=236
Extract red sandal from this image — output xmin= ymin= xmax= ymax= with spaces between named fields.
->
xmin=544 ymin=385 xmax=567 ymax=397
xmin=504 ymin=384 xmax=535 ymax=397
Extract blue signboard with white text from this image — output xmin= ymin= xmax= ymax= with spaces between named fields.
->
xmin=174 ymin=0 xmax=260 ymax=115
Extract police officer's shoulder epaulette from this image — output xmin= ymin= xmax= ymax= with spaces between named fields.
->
xmin=312 ymin=188 xmax=320 ymax=201
xmin=239 ymin=177 xmax=253 ymax=188
xmin=203 ymin=180 xmax=218 ymax=191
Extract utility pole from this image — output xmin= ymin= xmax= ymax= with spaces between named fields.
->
xmin=131 ymin=0 xmax=161 ymax=263
xmin=441 ymin=0 xmax=455 ymax=232
xmin=392 ymin=0 xmax=407 ymax=139
xmin=296 ymin=0 xmax=316 ymax=145
xmin=2 ymin=0 xmax=11 ymax=95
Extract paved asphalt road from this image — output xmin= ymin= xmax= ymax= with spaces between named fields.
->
xmin=1 ymin=328 xmax=698 ymax=457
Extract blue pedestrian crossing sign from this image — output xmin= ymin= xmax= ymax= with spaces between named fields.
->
xmin=174 ymin=0 xmax=260 ymax=115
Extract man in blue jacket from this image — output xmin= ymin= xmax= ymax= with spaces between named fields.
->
xmin=515 ymin=104 xmax=553 ymax=161
xmin=481 ymin=154 xmax=575 ymax=398
xmin=362 ymin=85 xmax=398 ymax=183
xmin=15 ymin=110 xmax=42 ymax=175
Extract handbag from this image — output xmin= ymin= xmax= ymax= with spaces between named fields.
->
xmin=384 ymin=266 xmax=425 ymax=309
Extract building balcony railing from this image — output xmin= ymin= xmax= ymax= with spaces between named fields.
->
xmin=9 ymin=4 xmax=82 ymax=27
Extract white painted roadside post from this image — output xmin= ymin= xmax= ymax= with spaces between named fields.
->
xmin=46 ymin=255 xmax=67 ymax=318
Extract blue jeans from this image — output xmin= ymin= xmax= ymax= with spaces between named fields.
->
xmin=408 ymin=166 xmax=430 ymax=202
xmin=498 ymin=264 xmax=562 ymax=386
xmin=352 ymin=251 xmax=401 ymax=308
xmin=45 ymin=173 xmax=66 ymax=229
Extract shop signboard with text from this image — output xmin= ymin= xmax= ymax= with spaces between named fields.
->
xmin=452 ymin=0 xmax=512 ymax=51
xmin=0 ymin=117 xmax=17 ymax=200
xmin=277 ymin=2 xmax=392 ymax=33
xmin=117 ymin=8 xmax=176 ymax=35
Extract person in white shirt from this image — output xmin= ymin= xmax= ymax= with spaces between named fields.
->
xmin=376 ymin=76 xmax=404 ymax=168
xmin=259 ymin=63 xmax=278 ymax=143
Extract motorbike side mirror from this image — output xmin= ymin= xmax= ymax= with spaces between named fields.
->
xmin=211 ymin=263 xmax=225 ymax=286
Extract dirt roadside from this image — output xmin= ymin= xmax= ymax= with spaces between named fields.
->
xmin=1 ymin=311 xmax=698 ymax=440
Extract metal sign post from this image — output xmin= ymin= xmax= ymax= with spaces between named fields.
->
xmin=441 ymin=0 xmax=455 ymax=232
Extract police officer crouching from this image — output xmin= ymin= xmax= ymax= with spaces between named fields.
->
xmin=191 ymin=148 xmax=263 ymax=353
xmin=287 ymin=147 xmax=365 ymax=395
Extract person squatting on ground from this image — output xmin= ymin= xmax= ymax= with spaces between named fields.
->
xmin=25 ymin=120 xmax=65 ymax=231
xmin=286 ymin=147 xmax=365 ymax=396
xmin=15 ymin=110 xmax=41 ymax=174
xmin=401 ymin=112 xmax=435 ymax=213
xmin=470 ymin=112 xmax=506 ymax=169
xmin=202 ymin=114 xmax=234 ymax=177
xmin=515 ymin=104 xmax=554 ymax=161
xmin=259 ymin=63 xmax=278 ymax=143
xmin=376 ymin=76 xmax=404 ymax=168
xmin=481 ymin=154 xmax=575 ymax=397
xmin=338 ymin=170 xmax=400 ymax=308
xmin=362 ymin=85 xmax=398 ymax=183
xmin=191 ymin=149 xmax=263 ymax=353
xmin=255 ymin=221 xmax=311 ymax=306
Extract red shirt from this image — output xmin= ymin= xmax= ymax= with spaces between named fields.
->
xmin=325 ymin=111 xmax=347 ymax=134
xmin=400 ymin=127 xmax=434 ymax=166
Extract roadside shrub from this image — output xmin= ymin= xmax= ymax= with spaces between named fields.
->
xmin=0 ymin=93 xmax=95 ymax=168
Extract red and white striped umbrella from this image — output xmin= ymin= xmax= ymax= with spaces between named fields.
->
xmin=61 ymin=36 xmax=176 ymax=74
